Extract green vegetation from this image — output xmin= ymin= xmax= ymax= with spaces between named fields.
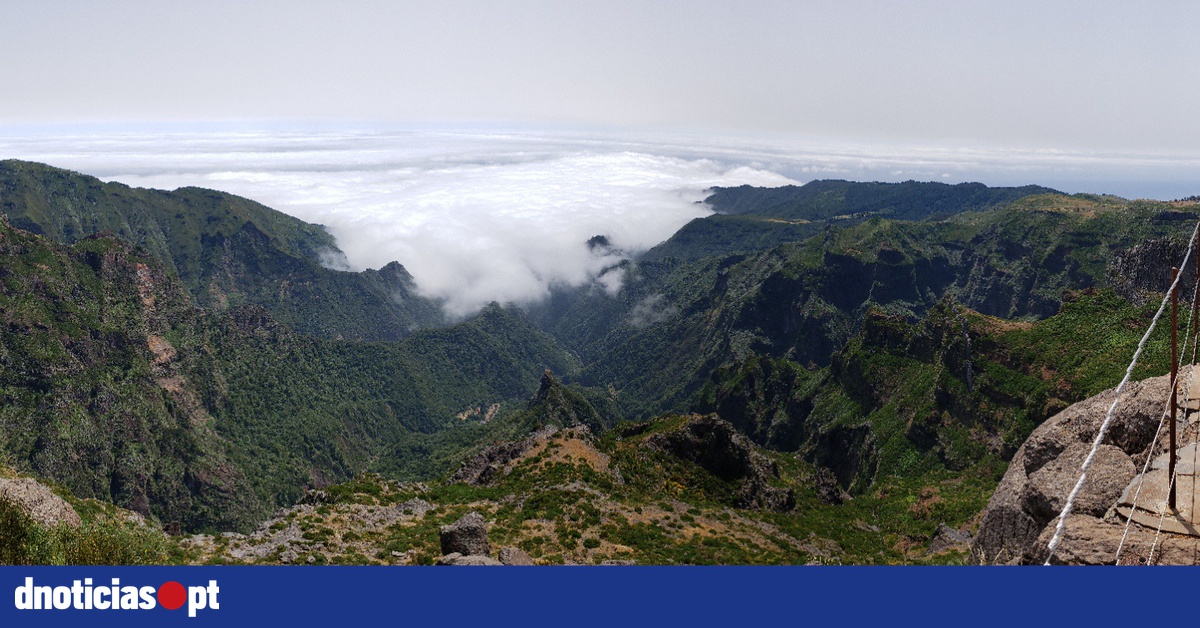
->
xmin=0 ymin=159 xmax=444 ymax=340
xmin=4 ymin=165 xmax=1199 ymax=564
xmin=0 ymin=216 xmax=578 ymax=531
xmin=534 ymin=191 xmax=1196 ymax=424
xmin=645 ymin=179 xmax=1056 ymax=261
xmin=0 ymin=495 xmax=178 ymax=566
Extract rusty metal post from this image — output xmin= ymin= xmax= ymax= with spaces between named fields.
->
xmin=1171 ymin=267 xmax=1179 ymax=510
xmin=1194 ymin=257 xmax=1200 ymax=365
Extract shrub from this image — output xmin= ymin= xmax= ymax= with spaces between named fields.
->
xmin=0 ymin=499 xmax=174 ymax=566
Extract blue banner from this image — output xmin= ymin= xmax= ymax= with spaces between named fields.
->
xmin=0 ymin=565 xmax=1171 ymax=627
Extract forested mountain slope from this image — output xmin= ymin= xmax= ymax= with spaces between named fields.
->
xmin=0 ymin=160 xmax=444 ymax=340
xmin=0 ymin=215 xmax=575 ymax=531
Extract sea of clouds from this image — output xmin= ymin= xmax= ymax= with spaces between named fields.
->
xmin=3 ymin=124 xmax=1198 ymax=316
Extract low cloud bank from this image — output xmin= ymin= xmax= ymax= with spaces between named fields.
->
xmin=0 ymin=128 xmax=795 ymax=316
xmin=7 ymin=125 xmax=1195 ymax=317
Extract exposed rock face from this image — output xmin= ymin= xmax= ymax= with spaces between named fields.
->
xmin=529 ymin=370 xmax=604 ymax=431
xmin=927 ymin=523 xmax=973 ymax=556
xmin=811 ymin=467 xmax=849 ymax=505
xmin=0 ymin=478 xmax=82 ymax=528
xmin=436 ymin=553 xmax=503 ymax=566
xmin=440 ymin=512 xmax=491 ymax=557
xmin=1027 ymin=515 xmax=1200 ymax=566
xmin=497 ymin=547 xmax=535 ymax=566
xmin=450 ymin=426 xmax=558 ymax=486
xmin=1022 ymin=444 xmax=1134 ymax=522
xmin=810 ymin=424 xmax=879 ymax=493
xmin=646 ymin=414 xmax=795 ymax=512
xmin=1108 ymin=237 xmax=1196 ymax=307
xmin=972 ymin=373 xmax=1168 ymax=564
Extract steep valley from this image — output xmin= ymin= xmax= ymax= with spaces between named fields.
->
xmin=1 ymin=161 xmax=1197 ymax=564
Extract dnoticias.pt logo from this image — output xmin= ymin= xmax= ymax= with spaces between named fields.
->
xmin=14 ymin=577 xmax=219 ymax=617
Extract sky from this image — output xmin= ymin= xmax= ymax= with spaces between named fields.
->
xmin=2 ymin=2 xmax=1200 ymax=315
xmin=4 ymin=1 xmax=1200 ymax=151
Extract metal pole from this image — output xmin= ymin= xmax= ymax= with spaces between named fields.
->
xmin=1194 ymin=256 xmax=1199 ymax=365
xmin=1171 ymin=267 xmax=1179 ymax=510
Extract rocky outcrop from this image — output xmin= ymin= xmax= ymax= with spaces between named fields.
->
xmin=436 ymin=553 xmax=502 ymax=566
xmin=0 ymin=478 xmax=82 ymax=528
xmin=1025 ymin=514 xmax=1200 ymax=566
xmin=646 ymin=414 xmax=795 ymax=512
xmin=1108 ymin=237 xmax=1195 ymax=307
xmin=497 ymin=547 xmax=535 ymax=566
xmin=527 ymin=370 xmax=604 ymax=431
xmin=810 ymin=424 xmax=879 ymax=493
xmin=1022 ymin=444 xmax=1134 ymax=522
xmin=972 ymin=372 xmax=1168 ymax=564
xmin=439 ymin=512 xmax=491 ymax=557
xmin=927 ymin=523 xmax=973 ymax=556
xmin=450 ymin=426 xmax=558 ymax=486
xmin=811 ymin=467 xmax=849 ymax=505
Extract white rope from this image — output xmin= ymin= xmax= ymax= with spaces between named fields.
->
xmin=1147 ymin=460 xmax=1183 ymax=564
xmin=1112 ymin=367 xmax=1188 ymax=563
xmin=1044 ymin=220 xmax=1200 ymax=565
xmin=1113 ymin=366 xmax=1180 ymax=563
xmin=1114 ymin=286 xmax=1200 ymax=564
xmin=1113 ymin=362 xmax=1194 ymax=563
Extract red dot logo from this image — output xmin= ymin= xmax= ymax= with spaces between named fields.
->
xmin=157 ymin=581 xmax=187 ymax=610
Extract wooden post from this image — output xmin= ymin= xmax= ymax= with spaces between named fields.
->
xmin=1171 ymin=267 xmax=1179 ymax=510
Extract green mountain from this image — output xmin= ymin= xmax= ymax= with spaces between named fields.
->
xmin=0 ymin=214 xmax=576 ymax=532
xmin=532 ymin=192 xmax=1195 ymax=426
xmin=694 ymin=290 xmax=1177 ymax=493
xmin=644 ymin=180 xmax=1057 ymax=261
xmin=4 ymin=161 xmax=1198 ymax=565
xmin=0 ymin=160 xmax=443 ymax=340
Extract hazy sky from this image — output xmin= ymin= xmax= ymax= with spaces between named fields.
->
xmin=3 ymin=1 xmax=1200 ymax=153
xmin=4 ymin=2 xmax=1200 ymax=316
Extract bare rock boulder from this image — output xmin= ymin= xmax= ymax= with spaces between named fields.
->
xmin=1022 ymin=443 xmax=1135 ymax=521
xmin=498 ymin=547 xmax=535 ymax=566
xmin=0 ymin=478 xmax=82 ymax=528
xmin=972 ymin=372 xmax=1169 ymax=564
xmin=436 ymin=552 xmax=503 ymax=566
xmin=440 ymin=512 xmax=490 ymax=557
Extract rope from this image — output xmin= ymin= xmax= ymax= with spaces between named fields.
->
xmin=1147 ymin=460 xmax=1183 ymax=564
xmin=1044 ymin=220 xmax=1200 ymax=565
xmin=1113 ymin=286 xmax=1200 ymax=564
xmin=1113 ymin=370 xmax=1179 ymax=563
xmin=1113 ymin=354 xmax=1193 ymax=562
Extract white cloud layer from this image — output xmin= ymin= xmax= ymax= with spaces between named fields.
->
xmin=0 ymin=127 xmax=798 ymax=316
xmin=4 ymin=124 xmax=1198 ymax=316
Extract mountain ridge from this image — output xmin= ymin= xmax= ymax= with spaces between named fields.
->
xmin=0 ymin=159 xmax=444 ymax=341
xmin=3 ymin=159 xmax=1198 ymax=564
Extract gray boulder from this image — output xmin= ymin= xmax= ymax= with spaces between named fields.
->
xmin=927 ymin=523 xmax=973 ymax=556
xmin=436 ymin=552 xmax=503 ymax=566
xmin=1027 ymin=514 xmax=1200 ymax=565
xmin=972 ymin=372 xmax=1169 ymax=564
xmin=440 ymin=512 xmax=490 ymax=557
xmin=498 ymin=547 xmax=535 ymax=566
xmin=0 ymin=477 xmax=82 ymax=528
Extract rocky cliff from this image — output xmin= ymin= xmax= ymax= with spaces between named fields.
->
xmin=972 ymin=371 xmax=1178 ymax=564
